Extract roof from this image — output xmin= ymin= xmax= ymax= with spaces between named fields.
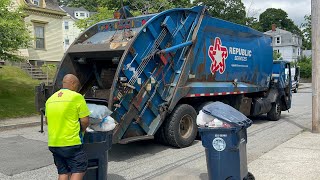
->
xmin=24 ymin=0 xmax=63 ymax=12
xmin=60 ymin=6 xmax=91 ymax=19
xmin=264 ymin=28 xmax=300 ymax=38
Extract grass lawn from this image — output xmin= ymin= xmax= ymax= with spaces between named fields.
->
xmin=0 ymin=66 xmax=40 ymax=119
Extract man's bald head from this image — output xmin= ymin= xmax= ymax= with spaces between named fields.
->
xmin=62 ymin=74 xmax=80 ymax=91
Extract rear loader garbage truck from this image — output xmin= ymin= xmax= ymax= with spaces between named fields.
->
xmin=36 ymin=6 xmax=292 ymax=148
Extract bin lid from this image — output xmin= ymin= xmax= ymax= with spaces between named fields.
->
xmin=202 ymin=101 xmax=252 ymax=128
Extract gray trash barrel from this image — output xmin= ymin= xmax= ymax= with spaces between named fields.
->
xmin=83 ymin=131 xmax=113 ymax=180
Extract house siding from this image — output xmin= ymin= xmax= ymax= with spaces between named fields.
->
xmin=265 ymin=28 xmax=302 ymax=62
xmin=25 ymin=12 xmax=64 ymax=62
xmin=12 ymin=0 xmax=66 ymax=64
xmin=62 ymin=16 xmax=82 ymax=51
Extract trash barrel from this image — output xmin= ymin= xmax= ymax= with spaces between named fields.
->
xmin=83 ymin=131 xmax=113 ymax=180
xmin=198 ymin=102 xmax=254 ymax=180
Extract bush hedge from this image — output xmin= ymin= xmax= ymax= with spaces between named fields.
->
xmin=297 ymin=56 xmax=312 ymax=79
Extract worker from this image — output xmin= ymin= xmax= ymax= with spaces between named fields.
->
xmin=45 ymin=74 xmax=90 ymax=180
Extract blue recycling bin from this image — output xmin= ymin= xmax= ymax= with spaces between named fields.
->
xmin=198 ymin=102 xmax=254 ymax=180
xmin=83 ymin=131 xmax=113 ymax=180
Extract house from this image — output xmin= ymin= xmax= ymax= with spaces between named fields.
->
xmin=60 ymin=6 xmax=94 ymax=51
xmin=264 ymin=24 xmax=303 ymax=62
xmin=13 ymin=0 xmax=66 ymax=66
xmin=302 ymin=50 xmax=312 ymax=58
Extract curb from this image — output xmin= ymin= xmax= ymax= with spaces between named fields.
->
xmin=298 ymin=86 xmax=311 ymax=90
xmin=0 ymin=122 xmax=41 ymax=132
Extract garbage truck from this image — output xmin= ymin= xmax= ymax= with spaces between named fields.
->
xmin=36 ymin=6 xmax=292 ymax=148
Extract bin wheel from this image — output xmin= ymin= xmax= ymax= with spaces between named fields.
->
xmin=267 ymin=99 xmax=281 ymax=121
xmin=245 ymin=172 xmax=255 ymax=180
xmin=164 ymin=104 xmax=197 ymax=148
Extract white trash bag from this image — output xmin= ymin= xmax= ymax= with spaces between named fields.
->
xmin=90 ymin=116 xmax=116 ymax=132
xmin=196 ymin=110 xmax=215 ymax=126
xmin=87 ymin=103 xmax=113 ymax=124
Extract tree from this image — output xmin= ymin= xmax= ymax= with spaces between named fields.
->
xmin=301 ymin=15 xmax=311 ymax=50
xmin=75 ymin=7 xmax=115 ymax=30
xmin=273 ymin=51 xmax=282 ymax=60
xmin=171 ymin=0 xmax=191 ymax=8
xmin=259 ymin=8 xmax=301 ymax=35
xmin=0 ymin=0 xmax=31 ymax=61
xmin=194 ymin=0 xmax=247 ymax=25
xmin=128 ymin=0 xmax=173 ymax=14
xmin=75 ymin=0 xmax=191 ymax=30
xmin=246 ymin=16 xmax=262 ymax=31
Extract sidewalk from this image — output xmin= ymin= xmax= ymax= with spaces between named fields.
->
xmin=249 ymin=131 xmax=320 ymax=180
xmin=299 ymin=82 xmax=311 ymax=89
xmin=154 ymin=131 xmax=320 ymax=180
xmin=0 ymin=115 xmax=41 ymax=132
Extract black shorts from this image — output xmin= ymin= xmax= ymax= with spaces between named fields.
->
xmin=49 ymin=145 xmax=88 ymax=174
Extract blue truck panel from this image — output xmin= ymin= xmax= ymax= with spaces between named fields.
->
xmin=39 ymin=6 xmax=291 ymax=147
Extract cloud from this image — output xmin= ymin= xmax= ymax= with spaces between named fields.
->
xmin=243 ymin=0 xmax=311 ymax=26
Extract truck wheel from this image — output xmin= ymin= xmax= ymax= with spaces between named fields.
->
xmin=267 ymin=99 xmax=281 ymax=121
xmin=154 ymin=125 xmax=168 ymax=145
xmin=164 ymin=104 xmax=197 ymax=148
xmin=293 ymin=86 xmax=298 ymax=93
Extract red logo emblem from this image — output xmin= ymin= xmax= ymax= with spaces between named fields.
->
xmin=58 ymin=92 xmax=63 ymax=97
xmin=208 ymin=37 xmax=228 ymax=75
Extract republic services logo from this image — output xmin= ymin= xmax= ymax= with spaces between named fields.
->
xmin=208 ymin=37 xmax=228 ymax=75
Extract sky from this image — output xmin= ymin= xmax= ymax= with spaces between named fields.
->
xmin=242 ymin=0 xmax=311 ymax=27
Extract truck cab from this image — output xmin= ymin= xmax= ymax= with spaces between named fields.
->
xmin=269 ymin=60 xmax=292 ymax=119
xmin=291 ymin=66 xmax=300 ymax=93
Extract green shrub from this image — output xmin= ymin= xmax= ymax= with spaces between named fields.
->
xmin=297 ymin=56 xmax=312 ymax=79
xmin=41 ymin=64 xmax=57 ymax=80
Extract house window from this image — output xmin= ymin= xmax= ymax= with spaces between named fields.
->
xmin=275 ymin=36 xmax=281 ymax=45
xmin=293 ymin=48 xmax=296 ymax=54
xmin=34 ymin=25 xmax=45 ymax=49
xmin=87 ymin=13 xmax=89 ymax=17
xmin=64 ymin=21 xmax=69 ymax=30
xmin=80 ymin=12 xmax=85 ymax=17
xmin=33 ymin=0 xmax=40 ymax=6
xmin=75 ymin=12 xmax=79 ymax=17
xmin=65 ymin=39 xmax=70 ymax=46
xmin=298 ymin=48 xmax=300 ymax=56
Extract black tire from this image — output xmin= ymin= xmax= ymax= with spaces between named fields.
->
xmin=245 ymin=172 xmax=255 ymax=180
xmin=293 ymin=86 xmax=298 ymax=93
xmin=154 ymin=124 xmax=168 ymax=145
xmin=267 ymin=99 xmax=281 ymax=121
xmin=164 ymin=104 xmax=197 ymax=148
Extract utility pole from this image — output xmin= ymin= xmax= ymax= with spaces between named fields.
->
xmin=312 ymin=0 xmax=320 ymax=133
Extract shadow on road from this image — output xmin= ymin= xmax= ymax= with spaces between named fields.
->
xmin=199 ymin=173 xmax=208 ymax=180
xmin=249 ymin=113 xmax=311 ymax=132
xmin=248 ymin=115 xmax=274 ymax=125
xmin=109 ymin=140 xmax=171 ymax=162
xmin=282 ymin=114 xmax=311 ymax=132
xmin=107 ymin=173 xmax=126 ymax=180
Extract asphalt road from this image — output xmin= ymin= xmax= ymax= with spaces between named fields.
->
xmin=0 ymin=85 xmax=312 ymax=180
